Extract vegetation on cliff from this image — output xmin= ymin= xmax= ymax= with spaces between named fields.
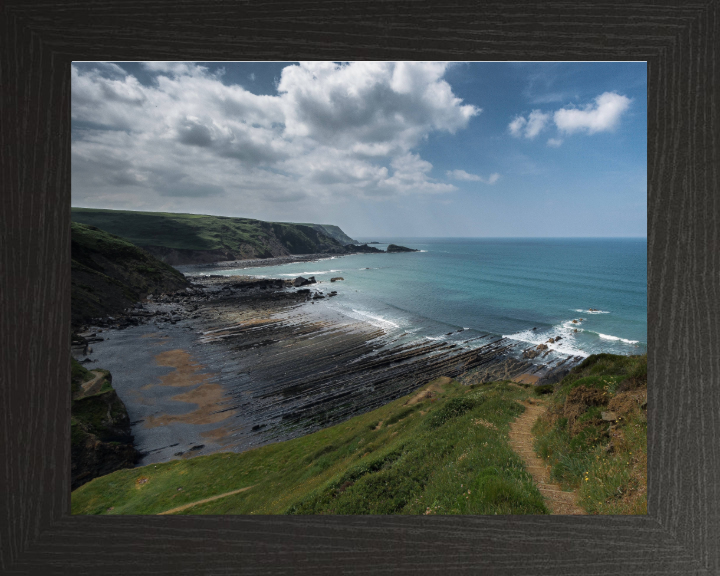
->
xmin=72 ymin=377 xmax=547 ymax=515
xmin=71 ymin=351 xmax=646 ymax=515
xmin=532 ymin=353 xmax=647 ymax=514
xmin=71 ymin=221 xmax=189 ymax=327
xmin=71 ymin=208 xmax=351 ymax=264
xmin=71 ymin=359 xmax=140 ymax=489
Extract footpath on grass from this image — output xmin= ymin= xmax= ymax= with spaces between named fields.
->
xmin=508 ymin=400 xmax=585 ymax=515
xmin=158 ymin=486 xmax=254 ymax=515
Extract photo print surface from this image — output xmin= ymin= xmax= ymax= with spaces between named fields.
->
xmin=70 ymin=61 xmax=647 ymax=515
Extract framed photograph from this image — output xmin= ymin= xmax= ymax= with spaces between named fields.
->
xmin=2 ymin=2 xmax=718 ymax=574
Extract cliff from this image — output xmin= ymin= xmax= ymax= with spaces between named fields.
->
xmin=297 ymin=223 xmax=358 ymax=245
xmin=71 ymin=208 xmax=353 ymax=265
xmin=71 ymin=221 xmax=189 ymax=328
xmin=71 ymin=359 xmax=140 ymax=489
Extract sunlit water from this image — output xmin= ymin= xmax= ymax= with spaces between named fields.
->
xmin=196 ymin=238 xmax=647 ymax=358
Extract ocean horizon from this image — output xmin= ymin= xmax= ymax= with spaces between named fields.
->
xmin=199 ymin=237 xmax=647 ymax=359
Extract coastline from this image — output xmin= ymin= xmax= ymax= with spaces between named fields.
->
xmin=76 ymin=271 xmax=585 ymax=467
xmin=175 ymin=253 xmax=340 ymax=273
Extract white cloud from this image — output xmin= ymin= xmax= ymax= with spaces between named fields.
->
xmin=447 ymin=169 xmax=481 ymax=181
xmin=524 ymin=110 xmax=550 ymax=139
xmin=72 ymin=62 xmax=480 ymax=208
xmin=446 ymin=169 xmax=500 ymax=184
xmin=554 ymin=92 xmax=631 ymax=134
xmin=547 ymin=138 xmax=563 ymax=147
xmin=508 ymin=116 xmax=526 ymax=137
xmin=142 ymin=62 xmax=209 ymax=77
xmin=508 ymin=110 xmax=549 ymax=139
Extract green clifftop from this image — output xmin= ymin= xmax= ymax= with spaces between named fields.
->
xmin=71 ymin=208 xmax=352 ymax=265
xmin=71 ymin=354 xmax=646 ymax=515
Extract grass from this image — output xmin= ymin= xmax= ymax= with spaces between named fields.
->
xmin=71 ymin=377 xmax=548 ymax=516
xmin=71 ymin=354 xmax=647 ymax=515
xmin=71 ymin=207 xmax=348 ymax=255
xmin=532 ymin=353 xmax=647 ymax=514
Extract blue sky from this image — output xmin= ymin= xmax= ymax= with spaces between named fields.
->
xmin=71 ymin=61 xmax=646 ymax=238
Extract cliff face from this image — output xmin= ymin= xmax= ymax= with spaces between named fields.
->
xmin=72 ymin=222 xmax=190 ymax=327
xmin=71 ymin=359 xmax=140 ymax=490
xmin=71 ymin=208 xmax=353 ymax=265
xmin=297 ymin=223 xmax=358 ymax=245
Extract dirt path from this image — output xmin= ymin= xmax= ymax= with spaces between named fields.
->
xmin=508 ymin=400 xmax=586 ymax=515
xmin=158 ymin=486 xmax=254 ymax=515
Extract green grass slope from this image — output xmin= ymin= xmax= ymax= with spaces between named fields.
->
xmin=72 ymin=377 xmax=548 ymax=515
xmin=72 ymin=221 xmax=189 ymax=327
xmin=71 ymin=208 xmax=350 ymax=263
xmin=532 ymin=353 xmax=648 ymax=514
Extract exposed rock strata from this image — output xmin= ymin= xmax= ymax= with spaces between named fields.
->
xmin=79 ymin=274 xmax=583 ymax=462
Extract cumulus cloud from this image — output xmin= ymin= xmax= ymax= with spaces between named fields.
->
xmin=554 ymin=92 xmax=631 ymax=134
xmin=508 ymin=116 xmax=526 ymax=137
xmin=446 ymin=169 xmax=500 ymax=184
xmin=72 ymin=62 xmax=479 ymax=209
xmin=508 ymin=110 xmax=549 ymax=139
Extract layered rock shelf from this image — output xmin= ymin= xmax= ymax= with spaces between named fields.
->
xmin=77 ymin=274 xmax=583 ymax=465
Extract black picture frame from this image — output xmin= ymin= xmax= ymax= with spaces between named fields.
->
xmin=2 ymin=2 xmax=718 ymax=574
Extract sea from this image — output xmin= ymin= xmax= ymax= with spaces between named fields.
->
xmin=199 ymin=238 xmax=647 ymax=359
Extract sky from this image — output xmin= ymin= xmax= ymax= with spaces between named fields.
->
xmin=71 ymin=61 xmax=647 ymax=238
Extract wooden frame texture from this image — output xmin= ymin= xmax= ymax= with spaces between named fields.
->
xmin=1 ymin=2 xmax=718 ymax=574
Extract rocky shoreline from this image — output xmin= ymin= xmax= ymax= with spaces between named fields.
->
xmin=174 ymin=243 xmax=416 ymax=274
xmin=73 ymin=272 xmax=584 ymax=468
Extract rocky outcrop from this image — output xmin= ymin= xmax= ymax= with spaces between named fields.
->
xmin=292 ymin=276 xmax=317 ymax=287
xmin=330 ymin=277 xmax=344 ymax=282
xmin=71 ymin=359 xmax=140 ymax=489
xmin=347 ymin=244 xmax=384 ymax=254
xmin=387 ymin=244 xmax=419 ymax=253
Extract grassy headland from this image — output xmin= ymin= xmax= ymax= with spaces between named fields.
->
xmin=532 ymin=353 xmax=648 ymax=514
xmin=72 ymin=376 xmax=548 ymax=515
xmin=71 ymin=221 xmax=189 ymax=327
xmin=71 ymin=207 xmax=351 ymax=264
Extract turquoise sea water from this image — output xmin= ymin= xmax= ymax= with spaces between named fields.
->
xmin=206 ymin=238 xmax=647 ymax=358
